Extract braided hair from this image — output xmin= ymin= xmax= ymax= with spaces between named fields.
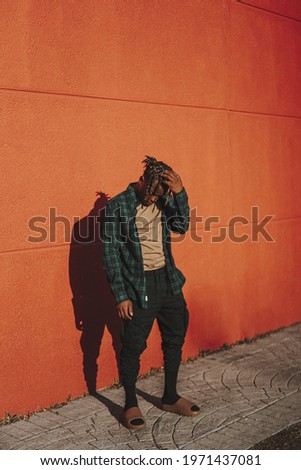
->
xmin=141 ymin=155 xmax=172 ymax=206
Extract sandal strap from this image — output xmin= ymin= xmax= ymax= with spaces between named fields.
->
xmin=162 ymin=397 xmax=201 ymax=416
xmin=124 ymin=406 xmax=146 ymax=426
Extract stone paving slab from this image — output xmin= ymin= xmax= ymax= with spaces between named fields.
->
xmin=1 ymin=322 xmax=300 ymax=450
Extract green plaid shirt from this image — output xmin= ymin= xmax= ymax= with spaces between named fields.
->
xmin=102 ymin=182 xmax=190 ymax=309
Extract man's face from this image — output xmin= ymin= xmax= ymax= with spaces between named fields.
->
xmin=140 ymin=177 xmax=167 ymax=206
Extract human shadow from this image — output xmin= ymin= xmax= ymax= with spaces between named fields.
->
xmin=136 ymin=387 xmax=162 ymax=409
xmin=69 ymin=191 xmax=122 ymax=395
xmin=90 ymin=392 xmax=124 ymax=425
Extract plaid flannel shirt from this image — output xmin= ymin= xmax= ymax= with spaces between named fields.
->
xmin=102 ymin=182 xmax=190 ymax=309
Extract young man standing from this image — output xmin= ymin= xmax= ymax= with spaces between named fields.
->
xmin=102 ymin=156 xmax=201 ymax=429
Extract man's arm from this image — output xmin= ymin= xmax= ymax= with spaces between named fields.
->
xmin=162 ymin=187 xmax=190 ymax=234
xmin=161 ymin=170 xmax=190 ymax=234
xmin=102 ymin=201 xmax=130 ymax=304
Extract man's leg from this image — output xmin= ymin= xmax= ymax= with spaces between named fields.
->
xmin=119 ymin=272 xmax=160 ymax=412
xmin=156 ymin=273 xmax=201 ymax=415
xmin=156 ymin=288 xmax=189 ymax=405
xmin=119 ymin=301 xmax=154 ymax=410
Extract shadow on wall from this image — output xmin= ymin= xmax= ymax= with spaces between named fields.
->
xmin=68 ymin=191 xmax=122 ymax=394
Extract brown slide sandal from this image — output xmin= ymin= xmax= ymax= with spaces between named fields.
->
xmin=162 ymin=397 xmax=202 ymax=416
xmin=123 ymin=406 xmax=146 ymax=430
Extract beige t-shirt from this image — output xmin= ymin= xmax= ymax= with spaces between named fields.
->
xmin=135 ymin=201 xmax=166 ymax=271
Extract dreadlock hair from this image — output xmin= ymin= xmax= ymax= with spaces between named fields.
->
xmin=141 ymin=155 xmax=173 ymax=206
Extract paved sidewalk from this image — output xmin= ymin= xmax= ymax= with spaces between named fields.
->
xmin=1 ymin=323 xmax=301 ymax=450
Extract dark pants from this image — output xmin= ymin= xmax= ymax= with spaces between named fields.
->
xmin=119 ymin=265 xmax=189 ymax=403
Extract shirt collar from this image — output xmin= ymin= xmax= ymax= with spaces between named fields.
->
xmin=126 ymin=182 xmax=141 ymax=207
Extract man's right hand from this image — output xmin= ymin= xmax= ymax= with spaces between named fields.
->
xmin=117 ymin=299 xmax=134 ymax=320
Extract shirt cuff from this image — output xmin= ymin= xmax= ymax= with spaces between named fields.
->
xmin=115 ymin=292 xmax=130 ymax=305
xmin=173 ymin=187 xmax=188 ymax=199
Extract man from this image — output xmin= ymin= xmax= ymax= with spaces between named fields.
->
xmin=102 ymin=156 xmax=201 ymax=429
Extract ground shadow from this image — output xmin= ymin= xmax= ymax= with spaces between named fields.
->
xmin=69 ymin=191 xmax=122 ymax=395
xmin=90 ymin=392 xmax=124 ymax=425
xmin=136 ymin=387 xmax=162 ymax=409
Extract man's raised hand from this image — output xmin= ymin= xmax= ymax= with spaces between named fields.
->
xmin=161 ymin=169 xmax=184 ymax=194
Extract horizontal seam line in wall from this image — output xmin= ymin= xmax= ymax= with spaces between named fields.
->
xmin=1 ymin=87 xmax=301 ymax=120
xmin=0 ymin=243 xmax=72 ymax=255
xmin=1 ymin=216 xmax=300 ymax=255
xmin=237 ymin=0 xmax=301 ymax=24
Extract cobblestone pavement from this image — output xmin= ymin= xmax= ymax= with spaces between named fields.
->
xmin=1 ymin=323 xmax=301 ymax=450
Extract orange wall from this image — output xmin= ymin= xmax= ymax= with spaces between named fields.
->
xmin=1 ymin=0 xmax=301 ymax=419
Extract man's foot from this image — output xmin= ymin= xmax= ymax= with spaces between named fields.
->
xmin=161 ymin=397 xmax=202 ymax=416
xmin=123 ymin=406 xmax=146 ymax=430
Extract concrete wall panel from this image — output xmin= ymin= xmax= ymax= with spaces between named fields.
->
xmin=229 ymin=1 xmax=301 ymax=116
xmin=1 ymin=0 xmax=227 ymax=108
xmin=1 ymin=90 xmax=232 ymax=253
